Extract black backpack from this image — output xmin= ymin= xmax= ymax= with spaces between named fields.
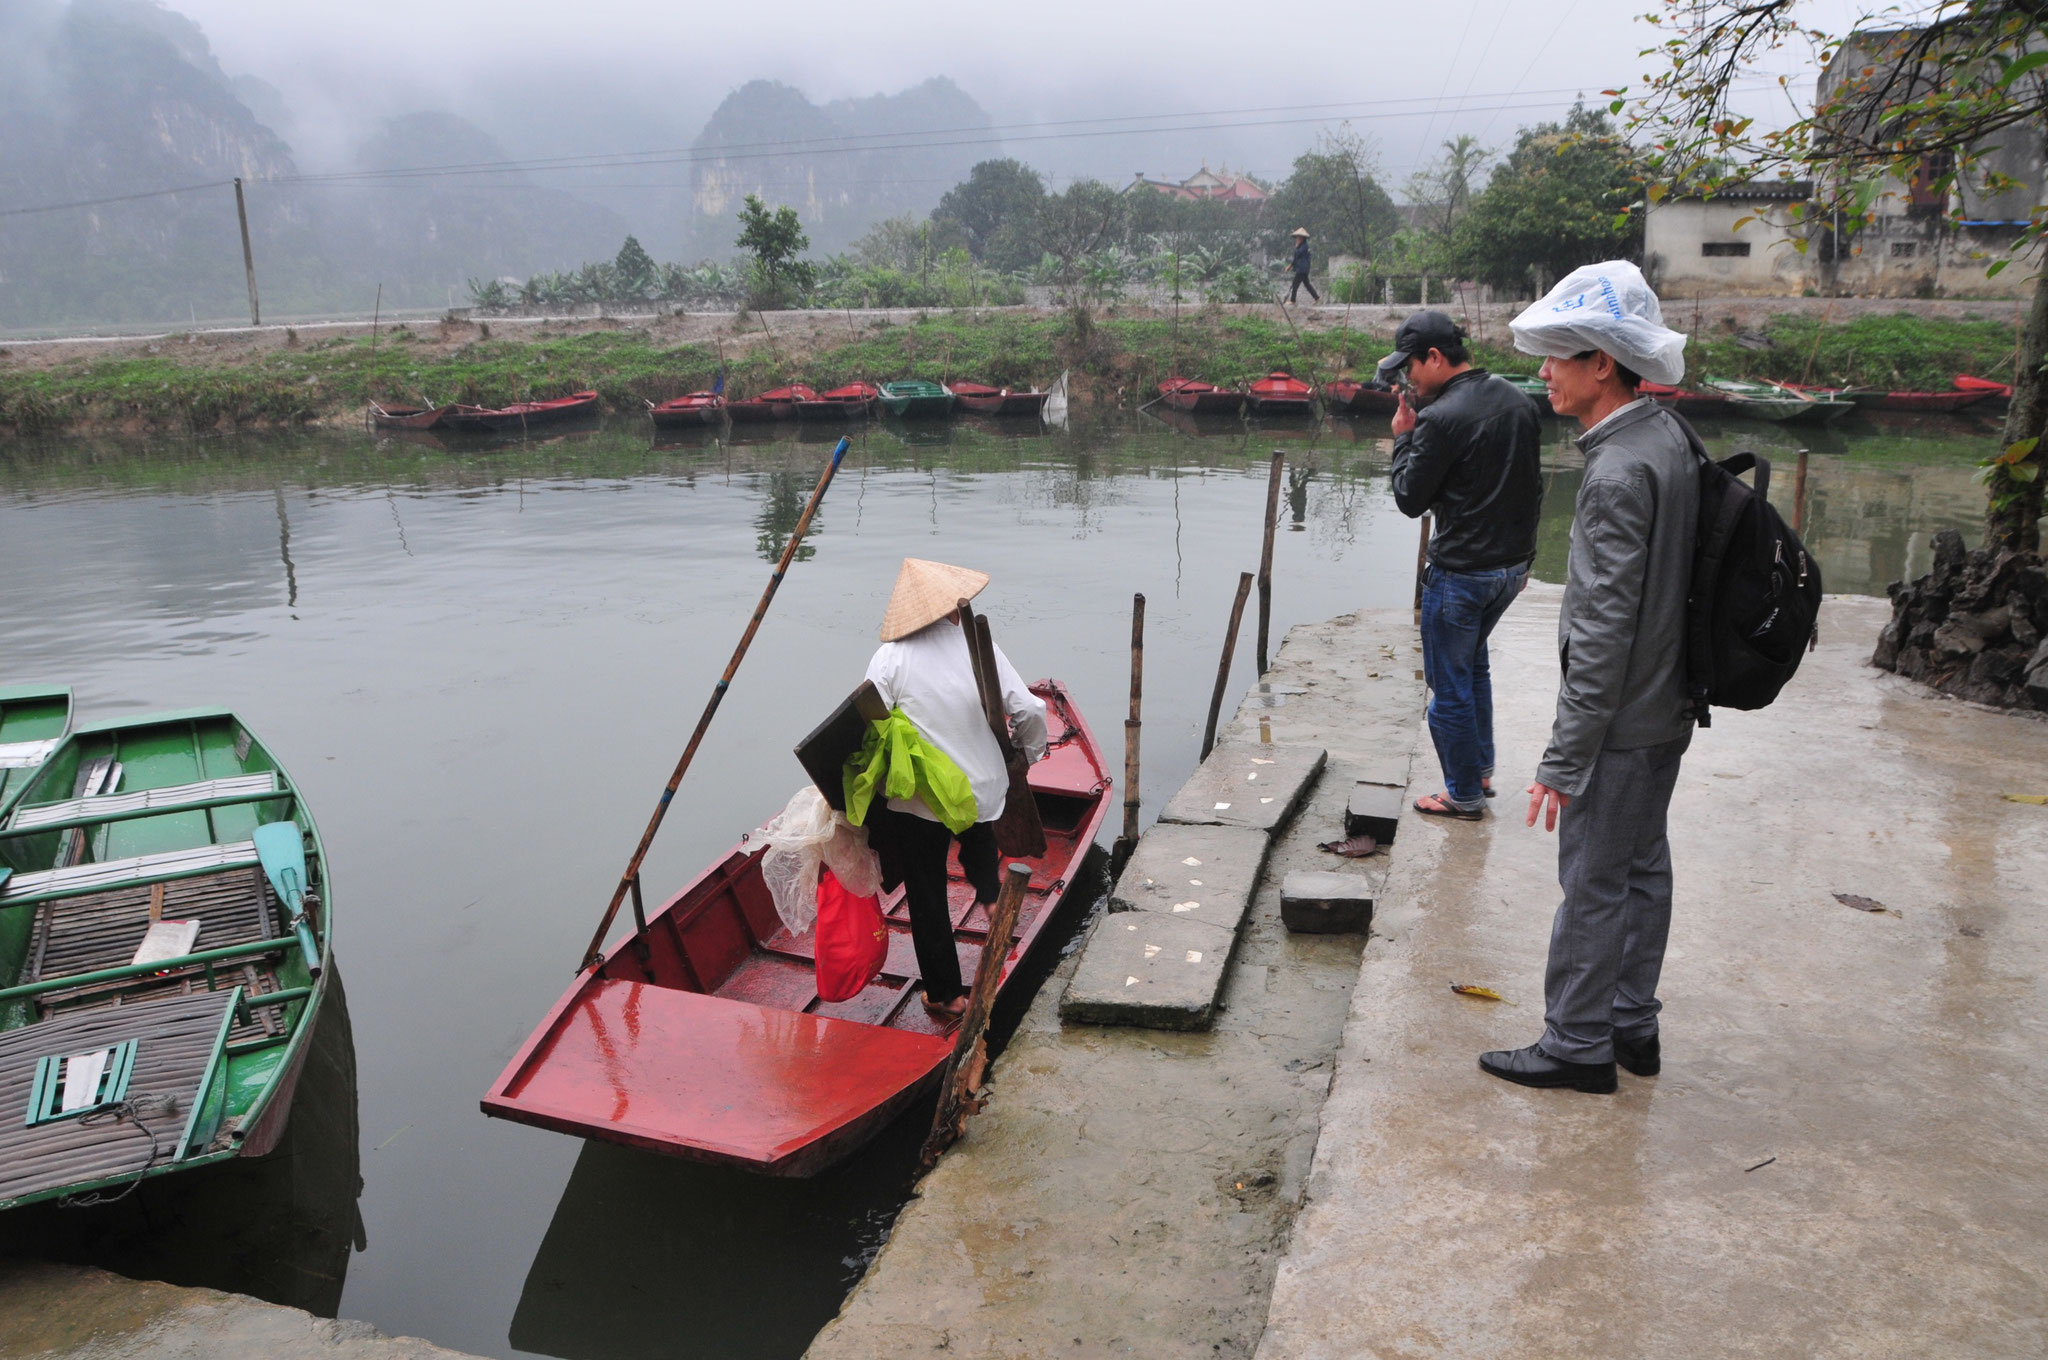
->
xmin=1672 ymin=415 xmax=1823 ymax=727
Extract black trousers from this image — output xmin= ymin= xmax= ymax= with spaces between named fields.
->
xmin=869 ymin=807 xmax=999 ymax=1002
xmin=1288 ymin=271 xmax=1320 ymax=302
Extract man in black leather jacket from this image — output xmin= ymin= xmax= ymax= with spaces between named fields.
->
xmin=1384 ymin=311 xmax=1544 ymax=818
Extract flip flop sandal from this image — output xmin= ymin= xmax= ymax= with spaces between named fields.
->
xmin=1415 ymin=792 xmax=1484 ymax=820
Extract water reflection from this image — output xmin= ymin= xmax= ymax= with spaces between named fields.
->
xmin=0 ymin=967 xmax=365 ymax=1315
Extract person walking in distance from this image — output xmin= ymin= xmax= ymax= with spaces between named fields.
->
xmin=1481 ymin=261 xmax=1698 ymax=1094
xmin=1286 ymin=228 xmax=1319 ymax=303
xmin=1384 ymin=310 xmax=1544 ymax=819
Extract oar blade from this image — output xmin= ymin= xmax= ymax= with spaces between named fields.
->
xmin=254 ymin=820 xmax=321 ymax=975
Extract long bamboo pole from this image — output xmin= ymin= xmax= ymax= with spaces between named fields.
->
xmin=921 ymin=861 xmax=1032 ymax=1170
xmin=578 ymin=436 xmax=851 ymax=970
xmin=1255 ymin=451 xmax=1284 ymax=673
xmin=1793 ymin=447 xmax=1810 ymax=536
xmin=1111 ymin=593 xmax=1145 ymax=877
xmin=1202 ymin=572 xmax=1256 ymax=761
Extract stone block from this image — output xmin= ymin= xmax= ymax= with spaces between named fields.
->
xmin=1279 ymin=870 xmax=1375 ymax=934
xmin=1060 ymin=912 xmax=1238 ymax=1031
xmin=1110 ymin=823 xmax=1272 ymax=935
xmin=1345 ymin=782 xmax=1405 ymax=844
xmin=1158 ymin=742 xmax=1325 ymax=833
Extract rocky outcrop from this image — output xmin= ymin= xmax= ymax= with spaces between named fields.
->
xmin=1874 ymin=529 xmax=2048 ymax=711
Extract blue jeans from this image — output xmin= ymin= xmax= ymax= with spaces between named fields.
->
xmin=1420 ymin=563 xmax=1528 ymax=810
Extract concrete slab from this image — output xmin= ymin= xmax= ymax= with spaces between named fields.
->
xmin=0 ymin=1261 xmax=482 ymax=1359
xmin=1109 ymin=822 xmax=1274 ymax=934
xmin=1343 ymin=781 xmax=1405 ymax=843
xmin=1159 ymin=742 xmax=1325 ymax=833
xmin=1256 ymin=587 xmax=2048 ymax=1360
xmin=1278 ymin=870 xmax=1374 ymax=935
xmin=1059 ymin=911 xmax=1240 ymax=1031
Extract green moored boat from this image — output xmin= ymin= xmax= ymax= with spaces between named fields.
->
xmin=1705 ymin=376 xmax=1855 ymax=425
xmin=876 ymin=379 xmax=956 ymax=419
xmin=1500 ymin=374 xmax=1554 ymax=416
xmin=0 ymin=707 xmax=330 ymax=1212
xmin=0 ymin=686 xmax=73 ymax=823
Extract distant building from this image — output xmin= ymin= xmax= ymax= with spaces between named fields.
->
xmin=1126 ymin=164 xmax=1270 ymax=204
xmin=1644 ymin=29 xmax=2042 ymax=299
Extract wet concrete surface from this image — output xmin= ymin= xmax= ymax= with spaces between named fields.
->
xmin=0 ymin=1262 xmax=482 ymax=1359
xmin=1256 ymin=588 xmax=2048 ymax=1359
xmin=805 ymin=610 xmax=1425 ymax=1359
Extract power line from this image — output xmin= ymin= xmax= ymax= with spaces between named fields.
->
xmin=0 ymin=179 xmax=233 ymax=219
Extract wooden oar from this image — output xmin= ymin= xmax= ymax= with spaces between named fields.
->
xmin=254 ymin=821 xmax=322 ymax=975
xmin=579 ymin=435 xmax=852 ymax=971
xmin=957 ymin=600 xmax=1047 ymax=859
xmin=921 ymin=860 xmax=1031 ymax=1170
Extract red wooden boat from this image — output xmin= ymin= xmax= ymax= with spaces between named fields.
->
xmin=1246 ymin=371 xmax=1315 ymax=416
xmin=440 ymin=391 xmax=600 ymax=434
xmin=1320 ymin=379 xmax=1399 ymax=415
xmin=1639 ymin=380 xmax=1732 ymax=417
xmin=950 ymin=382 xmax=1051 ymax=417
xmin=369 ymin=401 xmax=452 ymax=430
xmin=481 ymin=680 xmax=1109 ymax=1176
xmin=725 ymin=385 xmax=817 ymax=424
xmin=1159 ymin=377 xmax=1246 ymax=415
xmin=647 ymin=392 xmax=726 ymax=428
xmin=795 ymin=382 xmax=879 ymax=421
xmin=1955 ymin=375 xmax=2012 ymax=412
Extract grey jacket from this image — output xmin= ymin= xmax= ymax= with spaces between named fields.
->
xmin=1536 ymin=399 xmax=1699 ymax=796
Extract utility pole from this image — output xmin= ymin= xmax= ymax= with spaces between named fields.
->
xmin=233 ymin=177 xmax=261 ymax=327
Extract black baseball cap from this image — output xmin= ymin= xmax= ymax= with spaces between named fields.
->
xmin=1376 ymin=311 xmax=1466 ymax=380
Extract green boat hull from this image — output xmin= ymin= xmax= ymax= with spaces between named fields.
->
xmin=0 ymin=686 xmax=73 ymax=823
xmin=877 ymin=381 xmax=956 ymax=419
xmin=0 ymin=708 xmax=330 ymax=1211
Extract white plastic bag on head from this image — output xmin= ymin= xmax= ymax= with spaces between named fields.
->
xmin=1508 ymin=260 xmax=1687 ymax=386
xmin=758 ymin=786 xmax=883 ymax=936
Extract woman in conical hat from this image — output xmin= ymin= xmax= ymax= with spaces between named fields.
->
xmin=864 ymin=558 xmax=1048 ymax=1023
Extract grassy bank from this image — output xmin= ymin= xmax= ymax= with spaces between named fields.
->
xmin=0 ymin=308 xmax=2023 ymax=437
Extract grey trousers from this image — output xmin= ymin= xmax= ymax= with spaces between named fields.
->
xmin=1540 ymin=732 xmax=1691 ymax=1063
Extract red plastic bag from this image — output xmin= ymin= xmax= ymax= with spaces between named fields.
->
xmin=813 ymin=868 xmax=887 ymax=1002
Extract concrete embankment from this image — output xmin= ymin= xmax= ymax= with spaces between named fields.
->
xmin=0 ymin=1262 xmax=484 ymax=1359
xmin=805 ymin=608 xmax=1425 ymax=1359
xmin=1256 ymin=588 xmax=2048 ymax=1359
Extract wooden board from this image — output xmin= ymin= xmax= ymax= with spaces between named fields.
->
xmin=793 ymin=681 xmax=889 ymax=812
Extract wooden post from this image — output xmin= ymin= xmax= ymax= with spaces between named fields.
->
xmin=1256 ymin=451 xmax=1284 ymax=674
xmin=1793 ymin=448 xmax=1810 ymax=535
xmin=921 ymin=862 xmax=1032 ymax=1170
xmin=1202 ymin=572 xmax=1255 ymax=761
xmin=1112 ymin=594 xmax=1145 ymax=877
xmin=369 ymin=284 xmax=381 ymax=403
xmin=1413 ymin=514 xmax=1432 ymax=615
xmin=233 ymin=178 xmax=260 ymax=327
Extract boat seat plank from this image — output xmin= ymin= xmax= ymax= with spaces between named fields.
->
xmin=27 ymin=865 xmax=280 ymax=990
xmin=1 ymin=842 xmax=260 ymax=904
xmin=0 ymin=740 xmax=60 ymax=771
xmin=9 ymin=774 xmax=280 ymax=830
xmin=0 ymin=988 xmax=237 ymax=1205
xmin=44 ymin=963 xmax=289 ymax=1047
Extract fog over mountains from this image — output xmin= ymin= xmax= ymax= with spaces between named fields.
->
xmin=0 ymin=0 xmax=1002 ymax=328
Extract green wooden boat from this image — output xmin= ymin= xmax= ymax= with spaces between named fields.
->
xmin=1705 ymin=377 xmax=1854 ymax=425
xmin=0 ymin=707 xmax=329 ymax=1212
xmin=876 ymin=379 xmax=956 ymax=419
xmin=0 ymin=686 xmax=73 ymax=823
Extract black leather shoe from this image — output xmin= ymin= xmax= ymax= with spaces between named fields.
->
xmin=1614 ymin=1031 xmax=1660 ymax=1077
xmin=1479 ymin=1043 xmax=1617 ymax=1093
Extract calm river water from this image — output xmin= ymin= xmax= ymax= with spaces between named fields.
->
xmin=0 ymin=405 xmax=1999 ymax=1358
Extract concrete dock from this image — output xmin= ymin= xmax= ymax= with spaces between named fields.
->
xmin=1257 ymin=587 xmax=2048 ymax=1358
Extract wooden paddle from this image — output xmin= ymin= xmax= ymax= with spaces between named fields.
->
xmin=254 ymin=820 xmax=322 ymax=976
xmin=956 ymin=600 xmax=1047 ymax=859
xmin=921 ymin=860 xmax=1031 ymax=1170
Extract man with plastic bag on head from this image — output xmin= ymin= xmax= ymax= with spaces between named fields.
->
xmin=851 ymin=558 xmax=1048 ymax=1025
xmin=1479 ymin=259 xmax=1699 ymax=1096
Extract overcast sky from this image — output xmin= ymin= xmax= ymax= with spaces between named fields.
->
xmin=173 ymin=0 xmax=1875 ymax=188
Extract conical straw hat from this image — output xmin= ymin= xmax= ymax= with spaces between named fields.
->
xmin=880 ymin=558 xmax=990 ymax=642
xmin=1291 ymin=227 xmax=1310 ymax=237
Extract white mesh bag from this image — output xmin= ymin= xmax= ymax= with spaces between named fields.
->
xmin=757 ymin=786 xmax=883 ymax=935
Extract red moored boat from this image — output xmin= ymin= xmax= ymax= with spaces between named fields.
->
xmin=647 ymin=392 xmax=726 ymax=428
xmin=480 ymin=680 xmax=1110 ymax=1176
xmin=1246 ymin=371 xmax=1315 ymax=416
xmin=950 ymin=381 xmax=1051 ymax=417
xmin=1320 ymin=379 xmax=1399 ymax=415
xmin=796 ymin=382 xmax=879 ymax=421
xmin=440 ymin=391 xmax=600 ymax=434
xmin=726 ymin=385 xmax=818 ymax=423
xmin=1785 ymin=382 xmax=1990 ymax=414
xmin=1955 ymin=375 xmax=2012 ymax=412
xmin=1639 ymin=380 xmax=1732 ymax=417
xmin=369 ymin=401 xmax=453 ymax=430
xmin=1159 ymin=377 xmax=1246 ymax=415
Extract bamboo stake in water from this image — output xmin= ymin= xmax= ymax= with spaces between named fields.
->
xmin=1256 ymin=451 xmax=1284 ymax=674
xmin=1793 ymin=448 xmax=1810 ymax=536
xmin=1202 ymin=572 xmax=1256 ymax=761
xmin=579 ymin=436 xmax=851 ymax=971
xmin=1112 ymin=594 xmax=1145 ymax=877
xmin=921 ymin=861 xmax=1032 ymax=1170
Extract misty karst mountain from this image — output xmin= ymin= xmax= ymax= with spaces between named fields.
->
xmin=0 ymin=1 xmax=1001 ymax=328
